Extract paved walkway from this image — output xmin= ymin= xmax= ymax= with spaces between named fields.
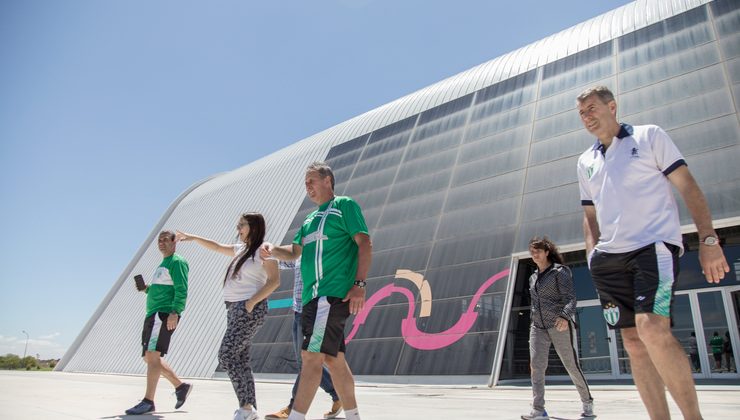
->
xmin=1 ymin=371 xmax=738 ymax=419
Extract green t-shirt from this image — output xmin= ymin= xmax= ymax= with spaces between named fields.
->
xmin=710 ymin=334 xmax=724 ymax=354
xmin=293 ymin=196 xmax=368 ymax=305
xmin=146 ymin=253 xmax=189 ymax=317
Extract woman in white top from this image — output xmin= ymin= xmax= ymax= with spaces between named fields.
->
xmin=177 ymin=213 xmax=279 ymax=420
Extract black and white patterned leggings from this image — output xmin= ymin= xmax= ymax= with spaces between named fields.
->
xmin=219 ymin=299 xmax=268 ymax=408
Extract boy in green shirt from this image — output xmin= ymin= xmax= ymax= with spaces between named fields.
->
xmin=125 ymin=230 xmax=193 ymax=415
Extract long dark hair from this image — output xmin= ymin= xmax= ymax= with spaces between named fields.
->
xmin=224 ymin=212 xmax=266 ymax=284
xmin=528 ymin=236 xmax=564 ymax=265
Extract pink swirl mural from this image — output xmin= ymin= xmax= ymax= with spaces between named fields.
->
xmin=345 ymin=268 xmax=510 ymax=350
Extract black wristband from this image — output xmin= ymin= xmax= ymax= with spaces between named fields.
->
xmin=353 ymin=280 xmax=367 ymax=288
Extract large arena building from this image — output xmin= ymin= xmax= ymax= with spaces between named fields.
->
xmin=58 ymin=0 xmax=740 ymax=385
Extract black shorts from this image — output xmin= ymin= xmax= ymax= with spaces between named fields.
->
xmin=141 ymin=312 xmax=179 ymax=356
xmin=590 ymin=242 xmax=680 ymax=329
xmin=302 ymin=296 xmax=350 ymax=357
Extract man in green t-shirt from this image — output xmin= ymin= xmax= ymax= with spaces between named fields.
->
xmin=125 ymin=230 xmax=193 ymax=415
xmin=710 ymin=331 xmax=724 ymax=371
xmin=262 ymin=162 xmax=372 ymax=420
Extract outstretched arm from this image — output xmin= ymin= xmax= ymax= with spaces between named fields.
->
xmin=176 ymin=230 xmax=235 ymax=257
xmin=668 ymin=166 xmax=729 ymax=283
xmin=260 ymin=242 xmax=302 ymax=261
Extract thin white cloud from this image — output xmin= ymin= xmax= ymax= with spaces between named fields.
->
xmin=38 ymin=332 xmax=61 ymax=340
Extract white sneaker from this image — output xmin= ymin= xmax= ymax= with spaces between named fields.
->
xmin=581 ymin=400 xmax=595 ymax=417
xmin=234 ymin=408 xmax=261 ymax=420
xmin=521 ymin=408 xmax=549 ymax=420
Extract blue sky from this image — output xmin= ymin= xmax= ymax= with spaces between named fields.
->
xmin=0 ymin=0 xmax=631 ymax=359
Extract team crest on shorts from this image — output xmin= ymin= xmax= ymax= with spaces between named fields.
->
xmin=603 ymin=303 xmax=620 ymax=326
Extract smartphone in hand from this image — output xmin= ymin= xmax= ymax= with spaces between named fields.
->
xmin=134 ymin=274 xmax=146 ymax=291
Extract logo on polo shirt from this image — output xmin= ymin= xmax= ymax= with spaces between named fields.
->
xmin=603 ymin=302 xmax=620 ymax=326
xmin=631 ymin=147 xmax=639 ymax=158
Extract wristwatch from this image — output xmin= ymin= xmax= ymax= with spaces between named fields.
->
xmin=353 ymin=280 xmax=367 ymax=288
xmin=701 ymin=235 xmax=719 ymax=246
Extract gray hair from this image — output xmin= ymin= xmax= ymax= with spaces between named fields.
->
xmin=576 ymin=85 xmax=615 ymax=105
xmin=159 ymin=230 xmax=176 ymax=241
xmin=306 ymin=161 xmax=335 ymax=190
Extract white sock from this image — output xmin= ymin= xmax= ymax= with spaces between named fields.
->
xmin=345 ymin=408 xmax=361 ymax=420
xmin=287 ymin=409 xmax=306 ymax=420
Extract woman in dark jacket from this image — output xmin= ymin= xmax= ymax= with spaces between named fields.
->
xmin=522 ymin=237 xmax=594 ymax=420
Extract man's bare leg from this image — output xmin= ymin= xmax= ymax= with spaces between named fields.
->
xmin=635 ymin=313 xmax=702 ymax=420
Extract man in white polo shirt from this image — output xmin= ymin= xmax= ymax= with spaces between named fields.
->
xmin=576 ymin=86 xmax=729 ymax=420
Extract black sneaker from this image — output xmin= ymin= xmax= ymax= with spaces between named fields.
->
xmin=174 ymin=382 xmax=193 ymax=409
xmin=125 ymin=399 xmax=155 ymax=415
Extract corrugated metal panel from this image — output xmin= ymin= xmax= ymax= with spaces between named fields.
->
xmin=62 ymin=0 xmax=715 ymax=377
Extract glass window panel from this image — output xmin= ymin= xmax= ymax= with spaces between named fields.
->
xmin=255 ymin=343 xmax=294 ymax=373
xmin=521 ymin=183 xmax=581 ymax=222
xmin=388 ymin=169 xmax=452 ymax=201
xmin=679 ymin=180 xmax=740 ymax=225
xmin=332 ymin=166 xmax=354 ymax=185
xmin=514 ymin=212 xmax=583 ymax=254
xmin=619 ymin=7 xmax=707 ymax=52
xmin=428 ymin=226 xmax=516 ymax=268
xmin=715 ymin=9 xmax=740 ymax=37
xmin=459 ymin=125 xmax=530 ymax=164
xmin=326 ymin=148 xmax=363 ymax=171
xmin=678 ymin=145 xmax=740 ymax=187
xmin=403 ymin=129 xmax=463 ymax=162
xmin=395 ymin=332 xmax=498 ymax=375
xmin=451 ymin=147 xmax=528 ymax=186
xmin=325 ymin=134 xmax=369 ymax=160
xmin=350 ymin=303 xmax=406 ymax=340
xmin=360 ymin=132 xmax=411 ymax=160
xmin=618 ymin=42 xmax=720 ymax=92
xmin=668 ymin=115 xmax=740 ymax=157
xmin=444 ymin=170 xmax=525 ymax=212
xmin=536 ymin=77 xmax=612 ymax=119
xmin=352 ymin=187 xmax=390 ymax=210
xmin=423 ymin=258 xmax=510 ymax=300
xmin=465 ymin=105 xmax=534 ymax=143
xmin=408 ymin=294 xmax=504 ymax=335
xmin=369 ymin=245 xmax=432 ymax=278
xmin=436 ymin=197 xmax=519 ymax=239
xmin=474 ymin=69 xmax=538 ymax=104
xmin=618 ymin=23 xmax=713 ymax=71
xmin=626 ymin=89 xmax=735 ymax=131
xmin=378 ymin=192 xmax=446 ymax=226
xmin=343 ymin=166 xmax=396 ymax=196
xmin=418 ymin=93 xmax=473 ymax=125
xmin=362 ymin=207 xmax=382 ymax=231
xmin=711 ymin=0 xmax=740 ymax=17
xmin=345 ymin=339 xmax=405 ymax=375
xmin=719 ymin=33 xmax=740 ymax=58
xmin=532 ymin=107 xmax=584 ymax=141
xmin=542 ymin=42 xmax=613 ymax=80
xmin=368 ymin=115 xmax=417 ymax=144
xmin=372 ymin=216 xmax=439 ymax=250
xmin=619 ymin=64 xmax=726 ymax=116
xmin=524 ymin=156 xmax=579 ymax=193
xmin=470 ymin=85 xmax=537 ymax=121
xmin=528 ymin=129 xmax=593 ymax=165
xmin=729 ymin=57 xmax=740 ymax=84
xmin=397 ymin=149 xmax=457 ymax=182
xmin=351 ymin=153 xmax=403 ymax=179
xmin=253 ymin=316 xmax=290 ymax=344
xmin=413 ymin=112 xmax=467 ymax=142
xmin=539 ymin=59 xmax=614 ymax=98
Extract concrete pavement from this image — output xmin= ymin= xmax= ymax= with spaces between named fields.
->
xmin=1 ymin=371 xmax=738 ymax=419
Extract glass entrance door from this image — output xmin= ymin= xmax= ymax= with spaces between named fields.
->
xmin=575 ymin=303 xmax=613 ymax=377
xmin=698 ymin=289 xmax=739 ymax=377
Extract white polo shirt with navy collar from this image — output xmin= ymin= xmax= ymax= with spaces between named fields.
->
xmin=577 ymin=123 xmax=687 ymax=254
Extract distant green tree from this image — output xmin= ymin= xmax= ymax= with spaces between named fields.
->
xmin=22 ymin=356 xmax=38 ymax=370
xmin=0 ymin=354 xmax=22 ymax=370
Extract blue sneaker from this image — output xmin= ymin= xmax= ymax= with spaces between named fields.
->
xmin=521 ymin=408 xmax=549 ymax=420
xmin=174 ymin=382 xmax=193 ymax=409
xmin=125 ymin=399 xmax=155 ymax=415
